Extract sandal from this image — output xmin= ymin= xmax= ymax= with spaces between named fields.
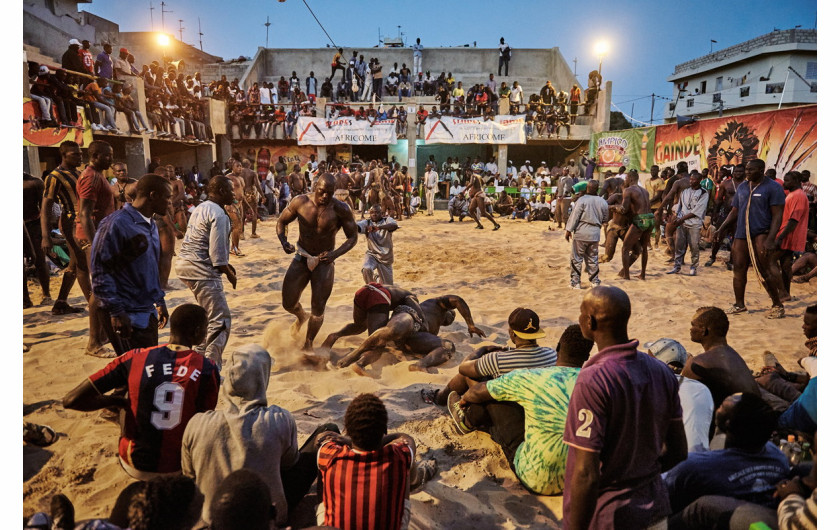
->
xmin=24 ymin=422 xmax=58 ymax=446
xmin=85 ymin=346 xmax=117 ymax=359
xmin=410 ymin=458 xmax=438 ymax=492
xmin=766 ymin=306 xmax=785 ymax=319
xmin=725 ymin=305 xmax=748 ymax=315
xmin=420 ymin=388 xmax=440 ymax=405
xmin=51 ymin=301 xmax=84 ymax=315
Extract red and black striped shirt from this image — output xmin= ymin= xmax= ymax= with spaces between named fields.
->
xmin=89 ymin=344 xmax=220 ymax=474
xmin=318 ymin=440 xmax=412 ymax=530
xmin=43 ymin=166 xmax=80 ymax=223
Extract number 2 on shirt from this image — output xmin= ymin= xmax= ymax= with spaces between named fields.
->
xmin=576 ymin=408 xmax=594 ymax=438
xmin=150 ymin=382 xmax=185 ymax=430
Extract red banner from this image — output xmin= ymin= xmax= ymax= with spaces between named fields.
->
xmin=23 ymin=98 xmax=92 ymax=148
xmin=653 ymin=105 xmax=816 ymax=181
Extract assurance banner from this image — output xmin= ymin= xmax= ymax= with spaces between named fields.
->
xmin=296 ymin=117 xmax=396 ymax=145
xmin=589 ymin=127 xmax=656 ymax=172
xmin=423 ymin=115 xmax=526 ymax=144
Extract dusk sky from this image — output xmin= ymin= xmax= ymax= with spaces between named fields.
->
xmin=84 ymin=0 xmax=816 ymax=123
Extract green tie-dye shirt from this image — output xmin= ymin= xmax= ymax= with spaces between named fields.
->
xmin=486 ymin=366 xmax=580 ymax=495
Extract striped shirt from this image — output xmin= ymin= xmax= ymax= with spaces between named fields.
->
xmin=778 ymin=489 xmax=817 ymax=530
xmin=475 ymin=345 xmax=557 ymax=379
xmin=317 ymin=440 xmax=413 ymax=530
xmin=89 ymin=344 xmax=220 ymax=473
xmin=43 ymin=166 xmax=80 ymax=223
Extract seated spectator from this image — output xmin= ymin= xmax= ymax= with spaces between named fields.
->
xmin=321 ymin=77 xmax=334 ymax=100
xmin=665 ymin=393 xmax=790 ymax=520
xmin=62 ymin=304 xmax=221 ymax=480
xmin=431 ymin=308 xmax=556 ymax=408
xmin=386 ymin=72 xmax=399 ymax=96
xmin=452 ymin=324 xmax=593 ymax=495
xmin=277 ymin=76 xmax=289 ymax=100
xmin=416 ymin=105 xmax=428 ymax=136
xmin=699 ymin=215 xmax=716 ymax=250
xmin=210 ymin=470 xmax=276 ymax=530
xmin=531 ymin=195 xmax=551 ymax=221
xmin=757 ymin=304 xmax=816 ymax=409
xmin=644 ymin=338 xmax=714 ymax=453
xmin=511 ymin=196 xmax=531 ymax=220
xmin=109 ymin=475 xmax=204 ymax=530
xmin=182 ymin=344 xmax=338 ymax=527
xmin=398 ymin=77 xmax=411 ymax=102
xmin=777 ymin=375 xmax=816 ymax=434
xmin=448 ymin=192 xmax=469 ymax=222
xmin=452 ymin=81 xmax=465 ymax=105
xmin=316 ymin=393 xmax=434 ymax=529
xmin=495 ymin=190 xmax=514 ymax=216
xmin=683 ymin=306 xmax=761 ymax=409
xmin=83 ymin=77 xmax=119 ymax=132
xmin=29 ymin=65 xmax=60 ymax=127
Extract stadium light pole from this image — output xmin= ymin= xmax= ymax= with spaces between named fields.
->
xmin=594 ymin=40 xmax=609 ymax=77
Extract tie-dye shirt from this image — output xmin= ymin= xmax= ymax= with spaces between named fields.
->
xmin=486 ymin=366 xmax=580 ymax=495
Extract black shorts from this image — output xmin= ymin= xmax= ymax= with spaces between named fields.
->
xmin=24 ymin=219 xmax=42 ymax=253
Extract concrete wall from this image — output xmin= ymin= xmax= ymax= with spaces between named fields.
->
xmin=23 ymin=2 xmax=95 ymax=60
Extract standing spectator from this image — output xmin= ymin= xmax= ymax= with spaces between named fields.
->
xmin=79 ymin=40 xmax=95 ymax=74
xmin=329 ymin=47 xmax=346 ymax=82
xmin=113 ymin=47 xmax=132 ymax=79
xmin=289 ymin=71 xmax=300 ymax=91
xmin=182 ymin=344 xmax=338 ymax=527
xmin=60 ymin=39 xmax=86 ymax=78
xmin=773 ymin=171 xmax=809 ymax=301
xmin=486 ymin=73 xmax=497 ymax=94
xmin=499 ymin=38 xmax=511 ymax=76
xmin=424 ymin=163 xmax=438 ymax=216
xmin=371 ymin=58 xmax=383 ymax=100
xmin=305 ymin=71 xmax=318 ymax=103
xmin=667 ymin=172 xmax=709 ymax=277
xmin=563 ymin=286 xmax=687 ymax=530
xmin=412 ymin=38 xmax=423 ymax=77
xmin=361 ymin=62 xmax=373 ymax=102
xmin=565 ymin=180 xmax=609 ymax=289
xmin=509 ymin=80 xmax=523 ymax=113
xmin=94 ymin=42 xmax=114 ymax=80
xmin=89 ymin=173 xmax=172 ymax=355
xmin=570 ymin=84 xmax=581 ymax=124
xmin=358 ymin=204 xmax=398 ymax=285
xmin=175 ymin=176 xmax=238 ymax=368
xmin=356 ymin=54 xmax=368 ymax=100
xmin=799 ymin=169 xmax=816 ymax=203
xmin=63 ymin=303 xmax=220 ymax=480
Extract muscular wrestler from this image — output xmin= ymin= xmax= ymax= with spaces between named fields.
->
xmin=348 ymin=165 xmax=364 ymax=212
xmin=321 ymin=283 xmax=423 ymax=349
xmin=335 ymin=293 xmax=485 ymax=372
xmin=362 ymin=161 xmax=385 ymax=217
xmin=465 ymin=169 xmax=500 ymax=230
xmin=165 ymin=165 xmax=187 ymax=235
xmin=391 ymin=166 xmax=410 ymax=220
xmin=225 ymin=161 xmax=247 ymax=256
xmin=333 ymin=170 xmax=355 ymax=214
xmin=241 ymin=158 xmax=265 ymax=238
xmin=599 ymin=185 xmax=630 ymax=264
xmin=153 ymin=166 xmax=179 ymax=288
xmin=276 ymin=173 xmax=358 ymax=350
xmin=110 ymin=162 xmax=136 ymax=210
xmin=706 ymin=164 xmax=745 ymax=268
xmin=657 ymin=161 xmax=691 ymax=256
xmin=617 ymin=170 xmax=653 ymax=279
xmin=288 ymin=164 xmax=306 ymax=198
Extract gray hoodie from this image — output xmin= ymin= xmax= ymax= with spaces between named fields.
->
xmin=181 ymin=344 xmax=299 ymax=524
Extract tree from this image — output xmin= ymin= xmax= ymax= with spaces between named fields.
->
xmin=610 ymin=111 xmax=632 ymax=131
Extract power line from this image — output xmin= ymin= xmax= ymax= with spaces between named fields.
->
xmin=300 ymin=0 xmax=339 ymax=49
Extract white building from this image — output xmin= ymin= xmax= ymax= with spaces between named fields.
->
xmin=666 ymin=28 xmax=816 ymax=122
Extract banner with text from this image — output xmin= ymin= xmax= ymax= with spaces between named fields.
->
xmin=589 ymin=127 xmax=656 ymax=172
xmin=649 ymin=105 xmax=816 ymax=180
xmin=296 ymin=117 xmax=396 ymax=145
xmin=423 ymin=115 xmax=526 ymax=144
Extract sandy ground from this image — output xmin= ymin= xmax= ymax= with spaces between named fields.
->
xmin=23 ymin=211 xmax=816 ymax=528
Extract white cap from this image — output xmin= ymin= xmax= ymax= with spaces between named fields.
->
xmin=38 ymin=65 xmax=49 ymax=75
xmin=69 ymin=39 xmax=82 ymax=46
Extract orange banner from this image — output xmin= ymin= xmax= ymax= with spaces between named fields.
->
xmin=23 ymin=98 xmax=92 ymax=148
xmin=653 ymin=105 xmax=816 ymax=181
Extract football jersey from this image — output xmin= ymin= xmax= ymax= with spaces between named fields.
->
xmin=89 ymin=344 xmax=220 ymax=473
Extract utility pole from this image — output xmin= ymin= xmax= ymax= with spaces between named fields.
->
xmin=650 ymin=93 xmax=655 ymax=123
xmin=149 ymin=2 xmax=155 ymax=28
xmin=264 ymin=16 xmax=271 ymax=48
xmin=178 ymin=19 xmax=185 ymax=41
xmin=630 ymin=102 xmax=635 ymax=120
xmin=160 ymin=2 xmax=172 ymax=32
xmin=573 ymin=57 xmax=578 ymax=77
xmin=198 ymin=17 xmax=204 ymax=51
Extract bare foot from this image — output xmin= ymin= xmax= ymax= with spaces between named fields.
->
xmin=779 ymin=294 xmax=792 ymax=303
xmin=302 ymin=339 xmax=314 ymax=352
xmin=408 ymin=363 xmax=427 ymax=373
xmin=351 ymin=363 xmax=372 ymax=377
xmin=617 ymin=270 xmax=630 ymax=280
xmin=290 ymin=313 xmax=309 ymax=337
xmin=636 ymin=273 xmax=646 ymax=281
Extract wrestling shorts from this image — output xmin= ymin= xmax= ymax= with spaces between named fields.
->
xmin=633 ymin=213 xmax=655 ymax=232
xmin=393 ymin=304 xmax=428 ymax=333
xmin=334 ymin=189 xmax=350 ymax=201
xmin=354 ymin=283 xmax=392 ymax=311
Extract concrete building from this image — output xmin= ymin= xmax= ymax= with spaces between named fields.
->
xmin=666 ymin=28 xmax=816 ymax=122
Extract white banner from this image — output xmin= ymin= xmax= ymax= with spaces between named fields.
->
xmin=423 ymin=115 xmax=526 ymax=144
xmin=295 ymin=117 xmax=397 ymax=145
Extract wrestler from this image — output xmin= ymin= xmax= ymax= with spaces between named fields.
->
xmin=321 ymin=283 xmax=423 ymax=349
xmin=225 ymin=161 xmax=247 ymax=256
xmin=348 ymin=165 xmax=364 ymax=212
xmin=599 ymin=182 xmax=629 ymax=264
xmin=165 ymin=165 xmax=187 ymax=236
xmin=391 ymin=166 xmax=411 ymax=220
xmin=276 ymin=173 xmax=358 ymax=350
xmin=241 ymin=158 xmax=265 ymax=238
xmin=617 ymin=170 xmax=653 ymax=280
xmin=333 ymin=170 xmax=355 ymax=214
xmin=362 ymin=161 xmax=385 ymax=217
xmin=706 ymin=164 xmax=745 ymax=268
xmin=335 ymin=293 xmax=486 ymax=373
xmin=110 ymin=162 xmax=136 ymax=210
xmin=657 ymin=161 xmax=691 ymax=256
xmin=151 ymin=165 xmax=179 ymax=289
xmin=465 ymin=169 xmax=500 ymax=230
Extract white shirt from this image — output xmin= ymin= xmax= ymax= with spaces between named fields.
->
xmin=424 ymin=170 xmax=439 ymax=188
xmin=678 ymin=375 xmax=714 ymax=453
xmin=510 ymin=85 xmax=523 ymax=103
xmin=484 ymin=162 xmax=498 ymax=175
xmin=259 ymin=87 xmax=271 ymax=104
xmin=412 ymin=43 xmax=424 ymax=56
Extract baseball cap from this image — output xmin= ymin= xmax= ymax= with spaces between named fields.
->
xmin=38 ymin=65 xmax=49 ymax=75
xmin=644 ymin=338 xmax=687 ymax=366
xmin=120 ymin=47 xmax=129 ymax=54
xmin=525 ymin=159 xmax=530 ymax=163
xmin=508 ymin=307 xmax=546 ymax=340
xmin=69 ymin=39 xmax=82 ymax=46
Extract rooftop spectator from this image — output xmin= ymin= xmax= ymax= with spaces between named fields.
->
xmin=94 ymin=42 xmax=114 ymax=80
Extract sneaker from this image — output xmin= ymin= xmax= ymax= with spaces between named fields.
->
xmin=705 ymin=258 xmax=715 ymax=267
xmin=666 ymin=266 xmax=681 ymax=275
xmin=725 ymin=304 xmax=748 ymax=315
xmin=447 ymin=391 xmax=474 ymax=435
xmin=570 ymin=282 xmax=582 ymax=289
xmin=90 ymin=123 xmax=102 ymax=131
xmin=689 ymin=267 xmax=697 ymax=276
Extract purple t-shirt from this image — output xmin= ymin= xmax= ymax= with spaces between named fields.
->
xmin=731 ymin=177 xmax=785 ymax=239
xmin=563 ymin=340 xmax=682 ymax=529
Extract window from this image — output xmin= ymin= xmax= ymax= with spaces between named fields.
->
xmin=740 ymin=86 xmax=750 ymax=97
xmin=686 ymin=99 xmax=694 ymax=108
xmin=712 ymin=93 xmax=721 ymax=103
xmin=700 ymin=81 xmax=707 ymax=94
xmin=805 ymin=62 xmax=817 ymax=79
xmin=765 ymin=82 xmax=785 ymax=94
xmin=715 ymin=76 xmax=723 ymax=91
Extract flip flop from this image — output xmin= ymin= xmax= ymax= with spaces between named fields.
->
xmin=420 ymin=388 xmax=439 ymax=405
xmin=24 ymin=422 xmax=58 ymax=446
xmin=725 ymin=305 xmax=747 ymax=315
xmin=85 ymin=346 xmax=117 ymax=359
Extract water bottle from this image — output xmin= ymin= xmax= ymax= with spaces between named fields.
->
xmin=801 ymin=442 xmax=812 ymax=462
xmin=779 ymin=438 xmax=790 ymax=460
xmin=788 ymin=435 xmax=802 ymax=466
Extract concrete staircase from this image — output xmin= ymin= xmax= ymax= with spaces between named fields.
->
xmin=24 ymin=43 xmax=61 ymax=69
